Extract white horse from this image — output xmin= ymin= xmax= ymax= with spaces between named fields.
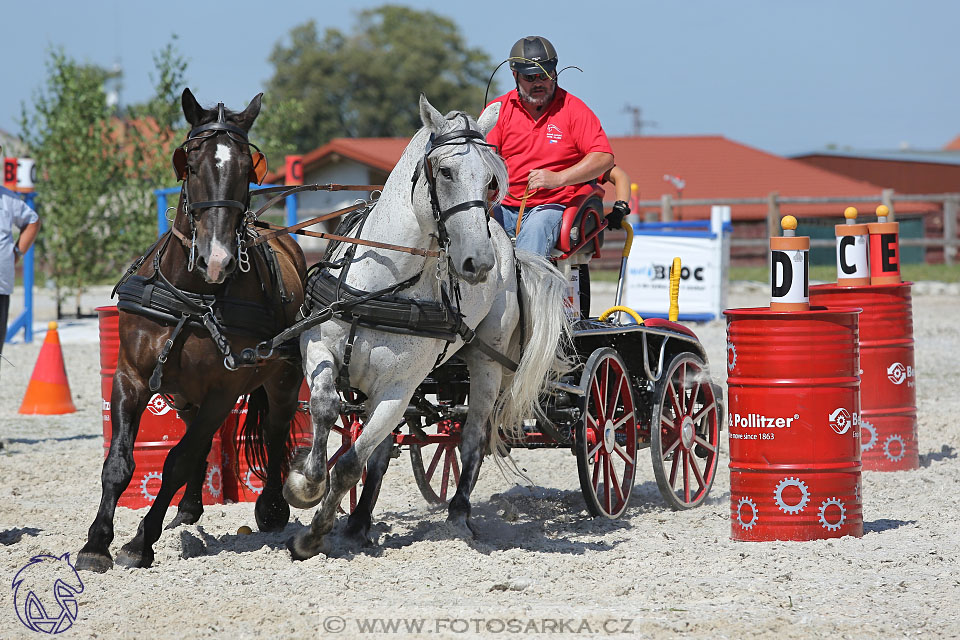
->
xmin=283 ymin=95 xmax=572 ymax=559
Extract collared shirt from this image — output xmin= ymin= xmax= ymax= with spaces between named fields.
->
xmin=0 ymin=187 xmax=39 ymax=295
xmin=486 ymin=87 xmax=612 ymax=208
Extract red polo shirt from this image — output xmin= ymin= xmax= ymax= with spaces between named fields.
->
xmin=486 ymin=87 xmax=612 ymax=208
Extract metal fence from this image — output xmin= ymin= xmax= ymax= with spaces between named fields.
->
xmin=628 ymin=189 xmax=959 ymax=264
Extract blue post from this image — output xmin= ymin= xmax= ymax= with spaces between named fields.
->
xmin=157 ymin=189 xmax=169 ymax=236
xmin=285 ymin=192 xmax=298 ymax=243
xmin=5 ymin=191 xmax=36 ymax=343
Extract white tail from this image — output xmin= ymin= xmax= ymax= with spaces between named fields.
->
xmin=492 ymin=250 xmax=574 ymax=454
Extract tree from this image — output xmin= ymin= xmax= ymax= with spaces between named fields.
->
xmin=19 ymin=40 xmax=190 ymax=315
xmin=262 ymin=5 xmax=497 ymax=153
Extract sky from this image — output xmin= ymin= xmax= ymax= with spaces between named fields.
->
xmin=2 ymin=0 xmax=957 ymax=157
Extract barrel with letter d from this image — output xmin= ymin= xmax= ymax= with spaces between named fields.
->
xmin=725 ymin=307 xmax=863 ymax=540
xmin=810 ymin=282 xmax=918 ymax=470
xmin=770 ymin=216 xmax=809 ymax=310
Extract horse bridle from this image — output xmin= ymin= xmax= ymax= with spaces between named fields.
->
xmin=411 ymin=114 xmax=498 ymax=251
xmin=171 ymin=103 xmax=267 ymax=271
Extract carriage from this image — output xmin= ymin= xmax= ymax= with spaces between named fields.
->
xmin=323 ymin=181 xmax=724 ymax=520
xmin=78 ymin=92 xmax=724 ymax=571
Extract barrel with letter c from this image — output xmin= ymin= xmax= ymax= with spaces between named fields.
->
xmin=725 ymin=307 xmax=863 ymax=541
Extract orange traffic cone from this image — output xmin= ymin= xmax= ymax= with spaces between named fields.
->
xmin=19 ymin=321 xmax=76 ymax=415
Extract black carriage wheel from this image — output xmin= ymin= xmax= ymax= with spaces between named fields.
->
xmin=409 ymin=424 xmax=462 ymax=506
xmin=650 ymin=352 xmax=720 ymax=510
xmin=575 ymin=348 xmax=638 ymax=519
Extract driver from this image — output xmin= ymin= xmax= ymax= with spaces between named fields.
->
xmin=486 ymin=35 xmax=615 ymax=257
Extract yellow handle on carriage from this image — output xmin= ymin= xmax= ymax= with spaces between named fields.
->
xmin=668 ymin=257 xmax=681 ymax=322
xmin=598 ymin=306 xmax=643 ymax=325
xmin=620 ymin=219 xmax=634 ymax=258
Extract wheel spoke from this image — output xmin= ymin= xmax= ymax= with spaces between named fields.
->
xmin=613 ymin=442 xmax=634 ymax=464
xmin=600 ymin=359 xmax=611 ymax=419
xmin=683 ymin=450 xmax=691 ymax=503
xmin=668 ymin=379 xmax=682 ymax=419
xmin=611 ymin=367 xmax=625 ymax=417
xmin=591 ymin=450 xmax=602 ymax=489
xmin=613 ymin=410 xmax=636 ymax=431
xmin=603 ymin=454 xmax=612 ymax=513
xmin=662 ymin=435 xmax=680 ymax=458
xmin=590 ymin=376 xmax=604 ymax=422
xmin=693 ymin=435 xmax=716 ymax=453
xmin=689 ymin=452 xmax=706 ymax=490
xmin=587 ymin=441 xmax=604 ymax=460
xmin=691 ymin=400 xmax=716 ymax=424
xmin=607 ymin=456 xmax=624 ymax=506
xmin=426 ymin=445 xmax=444 ymax=479
xmin=439 ymin=453 xmax=453 ymax=501
xmin=668 ymin=448 xmax=680 ymax=486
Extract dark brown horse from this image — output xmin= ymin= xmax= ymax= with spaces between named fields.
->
xmin=76 ymin=89 xmax=306 ymax=572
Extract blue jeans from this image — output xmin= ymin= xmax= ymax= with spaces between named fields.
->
xmin=493 ymin=203 xmax=565 ymax=257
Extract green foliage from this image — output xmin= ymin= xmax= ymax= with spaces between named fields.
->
xmin=19 ymin=40 xmax=190 ymax=307
xmin=263 ymin=5 xmax=497 ymax=153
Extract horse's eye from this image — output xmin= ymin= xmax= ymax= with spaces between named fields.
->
xmin=439 ymin=167 xmax=453 ymax=180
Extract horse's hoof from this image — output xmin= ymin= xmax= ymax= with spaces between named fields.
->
xmin=165 ymin=510 xmax=202 ymax=530
xmin=75 ymin=550 xmax=113 ymax=573
xmin=447 ymin=516 xmax=478 ymax=540
xmin=286 ymin=533 xmax=321 ymax=561
xmin=255 ymin=495 xmax=291 ymax=532
xmin=282 ymin=471 xmax=325 ymax=509
xmin=115 ymin=545 xmax=154 ymax=569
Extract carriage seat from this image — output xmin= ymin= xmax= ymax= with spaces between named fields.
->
xmin=554 ymin=183 xmax=607 ymax=261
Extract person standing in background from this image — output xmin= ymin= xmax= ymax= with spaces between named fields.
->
xmin=1 ymin=147 xmax=41 ymax=360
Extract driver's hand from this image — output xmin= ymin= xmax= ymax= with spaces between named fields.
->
xmin=606 ymin=200 xmax=630 ymax=229
xmin=526 ymin=169 xmax=562 ymax=191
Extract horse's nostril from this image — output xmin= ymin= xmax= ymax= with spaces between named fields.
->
xmin=462 ymin=258 xmax=476 ymax=275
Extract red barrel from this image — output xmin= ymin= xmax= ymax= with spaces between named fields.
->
xmin=97 ymin=306 xmax=223 ymax=508
xmin=810 ymin=283 xmax=918 ymax=470
xmin=725 ymin=307 xmax=863 ymax=541
xmin=221 ymin=381 xmax=313 ymax=502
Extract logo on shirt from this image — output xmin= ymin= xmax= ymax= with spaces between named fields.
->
xmin=546 ymin=124 xmax=563 ymax=144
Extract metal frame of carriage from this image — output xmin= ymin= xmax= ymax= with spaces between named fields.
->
xmin=320 ymin=182 xmax=725 ymax=519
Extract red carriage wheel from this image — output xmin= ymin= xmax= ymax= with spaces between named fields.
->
xmin=409 ymin=420 xmax=462 ymax=506
xmin=575 ymin=348 xmax=637 ymax=519
xmin=650 ymin=352 xmax=720 ymax=510
xmin=327 ymin=391 xmax=375 ymax=514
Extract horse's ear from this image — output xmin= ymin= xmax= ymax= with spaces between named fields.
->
xmin=477 ymin=102 xmax=501 ymax=137
xmin=235 ymin=93 xmax=263 ymax=132
xmin=182 ymin=88 xmax=204 ymax=127
xmin=419 ymin=94 xmax=445 ymax=134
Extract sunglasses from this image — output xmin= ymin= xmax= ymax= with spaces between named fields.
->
xmin=519 ymin=72 xmax=553 ymax=82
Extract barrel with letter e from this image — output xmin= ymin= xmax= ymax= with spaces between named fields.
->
xmin=868 ymin=205 xmax=901 ymax=285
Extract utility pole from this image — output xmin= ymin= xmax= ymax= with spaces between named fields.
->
xmin=623 ymin=104 xmax=657 ymax=136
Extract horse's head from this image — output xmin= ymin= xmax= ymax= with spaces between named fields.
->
xmin=172 ymin=88 xmax=267 ymax=284
xmin=415 ymin=95 xmax=506 ymax=285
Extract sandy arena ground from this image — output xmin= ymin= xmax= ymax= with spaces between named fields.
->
xmin=1 ymin=282 xmax=958 ymax=639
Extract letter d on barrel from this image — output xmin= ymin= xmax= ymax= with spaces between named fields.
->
xmin=770 ymin=216 xmax=809 ymax=311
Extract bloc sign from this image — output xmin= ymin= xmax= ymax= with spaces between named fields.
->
xmin=771 ymin=249 xmax=809 ymax=306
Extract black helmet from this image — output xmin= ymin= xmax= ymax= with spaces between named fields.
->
xmin=509 ymin=36 xmax=558 ymax=76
